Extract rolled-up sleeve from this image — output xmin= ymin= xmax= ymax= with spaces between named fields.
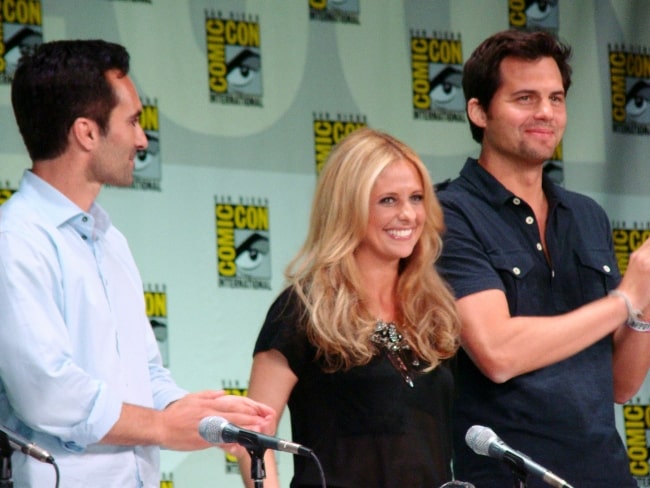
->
xmin=0 ymin=171 xmax=187 ymax=452
xmin=0 ymin=228 xmax=122 ymax=448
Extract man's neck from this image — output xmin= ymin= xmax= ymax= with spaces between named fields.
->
xmin=477 ymin=154 xmax=546 ymax=208
xmin=32 ymin=158 xmax=100 ymax=212
xmin=477 ymin=154 xmax=549 ymax=244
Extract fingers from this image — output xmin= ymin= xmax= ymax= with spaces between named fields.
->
xmin=619 ymin=239 xmax=650 ymax=313
xmin=219 ymin=442 xmax=248 ymax=459
xmin=208 ymin=395 xmax=276 ymax=433
xmin=159 ymin=392 xmax=276 ymax=451
xmin=193 ymin=389 xmax=227 ymax=400
xmin=212 ymin=395 xmax=274 ymax=418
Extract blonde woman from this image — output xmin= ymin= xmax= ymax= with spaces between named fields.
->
xmin=238 ymin=127 xmax=460 ymax=488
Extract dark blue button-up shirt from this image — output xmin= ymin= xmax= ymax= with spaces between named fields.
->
xmin=436 ymin=158 xmax=634 ymax=488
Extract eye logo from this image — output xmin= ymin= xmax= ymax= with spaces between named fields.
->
xmin=215 ymin=199 xmax=272 ymax=290
xmin=235 ymin=233 xmax=269 ymax=272
xmin=205 ymin=12 xmax=263 ymax=106
xmin=226 ymin=48 xmax=261 ymax=90
xmin=609 ymin=45 xmax=650 ymax=134
xmin=429 ymin=66 xmax=464 ymax=112
xmin=526 ymin=0 xmax=559 ymax=25
xmin=509 ymin=0 xmax=559 ymax=31
xmin=411 ymin=32 xmax=466 ymax=122
xmin=626 ymin=81 xmax=650 ymax=124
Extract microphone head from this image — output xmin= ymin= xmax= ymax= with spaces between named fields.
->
xmin=198 ymin=416 xmax=229 ymax=443
xmin=465 ymin=425 xmax=498 ymax=456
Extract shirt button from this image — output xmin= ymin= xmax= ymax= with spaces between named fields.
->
xmin=525 ymin=216 xmax=534 ymax=225
xmin=512 ymin=267 xmax=521 ymax=275
xmin=603 ymin=265 xmax=611 ymax=273
xmin=513 ymin=197 xmax=521 ymax=205
xmin=82 ymin=216 xmax=88 ymax=223
xmin=536 ymin=243 xmax=543 ymax=251
xmin=81 ymin=235 xmax=87 ymax=240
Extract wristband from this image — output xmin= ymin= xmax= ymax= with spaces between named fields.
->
xmin=628 ymin=320 xmax=650 ymax=332
xmin=609 ymin=290 xmax=650 ymax=332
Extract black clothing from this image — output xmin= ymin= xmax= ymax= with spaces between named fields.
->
xmin=436 ymin=158 xmax=635 ymax=488
xmin=255 ymin=287 xmax=454 ymax=488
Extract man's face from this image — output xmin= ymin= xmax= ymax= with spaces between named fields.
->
xmin=89 ymin=71 xmax=148 ymax=187
xmin=478 ymin=56 xmax=566 ymax=167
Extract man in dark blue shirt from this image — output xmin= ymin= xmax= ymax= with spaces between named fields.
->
xmin=437 ymin=29 xmax=650 ymax=488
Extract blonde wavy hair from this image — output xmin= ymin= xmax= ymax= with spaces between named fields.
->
xmin=285 ymin=127 xmax=460 ymax=372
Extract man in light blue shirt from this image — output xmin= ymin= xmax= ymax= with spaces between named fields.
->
xmin=0 ymin=40 xmax=274 ymax=487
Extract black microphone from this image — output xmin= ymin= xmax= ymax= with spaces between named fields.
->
xmin=198 ymin=416 xmax=312 ymax=457
xmin=0 ymin=425 xmax=54 ymax=464
xmin=465 ymin=425 xmax=574 ymax=488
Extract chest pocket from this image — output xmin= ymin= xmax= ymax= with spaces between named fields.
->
xmin=575 ymin=249 xmax=618 ymax=302
xmin=487 ymin=250 xmax=540 ymax=315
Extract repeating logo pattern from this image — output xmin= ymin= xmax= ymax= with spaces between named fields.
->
xmin=410 ymin=31 xmax=465 ymax=122
xmin=205 ymin=11 xmax=263 ymax=107
xmin=215 ymin=196 xmax=271 ymax=290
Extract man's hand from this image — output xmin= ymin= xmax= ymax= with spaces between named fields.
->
xmin=159 ymin=390 xmax=275 ymax=451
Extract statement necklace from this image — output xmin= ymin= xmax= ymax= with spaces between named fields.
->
xmin=370 ymin=320 xmax=420 ymax=387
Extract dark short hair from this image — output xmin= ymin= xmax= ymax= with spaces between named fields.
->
xmin=11 ymin=39 xmax=130 ymax=161
xmin=463 ymin=29 xmax=572 ymax=143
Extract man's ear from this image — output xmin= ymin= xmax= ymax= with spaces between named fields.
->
xmin=467 ymin=98 xmax=487 ymax=129
xmin=70 ymin=117 xmax=100 ymax=152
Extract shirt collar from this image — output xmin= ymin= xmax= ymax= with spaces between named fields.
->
xmin=459 ymin=157 xmax=564 ymax=211
xmin=20 ymin=170 xmax=111 ymax=238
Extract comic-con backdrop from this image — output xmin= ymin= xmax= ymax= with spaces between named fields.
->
xmin=1 ymin=1 xmax=650 ymax=486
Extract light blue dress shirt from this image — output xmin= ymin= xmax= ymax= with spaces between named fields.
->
xmin=0 ymin=171 xmax=187 ymax=487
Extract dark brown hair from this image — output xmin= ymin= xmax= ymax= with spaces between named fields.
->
xmin=463 ymin=29 xmax=572 ymax=143
xmin=11 ymin=39 xmax=130 ymax=161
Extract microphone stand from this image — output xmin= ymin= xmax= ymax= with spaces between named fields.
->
xmin=500 ymin=449 xmax=528 ymax=487
xmin=509 ymin=464 xmax=528 ymax=488
xmin=247 ymin=446 xmax=267 ymax=488
xmin=0 ymin=433 xmax=13 ymax=488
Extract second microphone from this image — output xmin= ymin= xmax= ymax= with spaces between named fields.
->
xmin=198 ymin=416 xmax=313 ymax=457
